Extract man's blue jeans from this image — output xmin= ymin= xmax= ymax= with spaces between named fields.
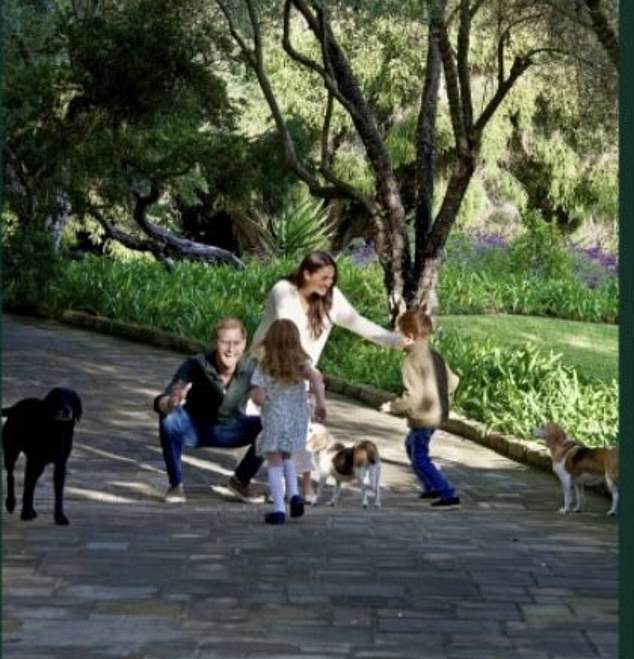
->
xmin=405 ymin=428 xmax=455 ymax=499
xmin=159 ymin=407 xmax=263 ymax=487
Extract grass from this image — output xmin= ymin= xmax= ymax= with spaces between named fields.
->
xmin=439 ymin=314 xmax=618 ymax=384
xmin=9 ymin=254 xmax=616 ymax=445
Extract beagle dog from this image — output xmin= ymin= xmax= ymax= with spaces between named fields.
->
xmin=533 ymin=422 xmax=618 ymax=516
xmin=307 ymin=423 xmax=381 ymax=508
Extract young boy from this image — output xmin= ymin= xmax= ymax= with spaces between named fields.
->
xmin=380 ymin=309 xmax=461 ymax=508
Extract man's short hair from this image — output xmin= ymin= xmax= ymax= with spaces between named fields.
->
xmin=212 ymin=317 xmax=247 ymax=342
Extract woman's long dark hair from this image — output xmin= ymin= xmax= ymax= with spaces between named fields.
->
xmin=286 ymin=251 xmax=338 ymax=338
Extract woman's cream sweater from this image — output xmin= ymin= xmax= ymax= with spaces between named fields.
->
xmin=252 ymin=279 xmax=402 ymax=365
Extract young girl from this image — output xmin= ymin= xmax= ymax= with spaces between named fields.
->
xmin=250 ymin=319 xmax=327 ymax=525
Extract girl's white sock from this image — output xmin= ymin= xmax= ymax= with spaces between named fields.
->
xmin=267 ymin=465 xmax=286 ymax=513
xmin=283 ymin=458 xmax=299 ymax=499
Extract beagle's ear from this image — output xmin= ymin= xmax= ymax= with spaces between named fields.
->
xmin=307 ymin=424 xmax=330 ymax=452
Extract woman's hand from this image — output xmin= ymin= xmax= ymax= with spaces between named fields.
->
xmin=379 ymin=401 xmax=391 ymax=414
xmin=313 ymin=404 xmax=327 ymax=423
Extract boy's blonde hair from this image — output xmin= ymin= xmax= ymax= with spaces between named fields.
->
xmin=255 ymin=319 xmax=310 ymax=383
xmin=397 ymin=309 xmax=433 ymax=339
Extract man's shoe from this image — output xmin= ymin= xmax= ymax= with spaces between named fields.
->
xmin=164 ymin=484 xmax=186 ymax=503
xmin=431 ymin=496 xmax=461 ymax=509
xmin=264 ymin=511 xmax=286 ymax=525
xmin=289 ymin=495 xmax=305 ymax=518
xmin=419 ymin=490 xmax=441 ymax=500
xmin=226 ymin=476 xmax=265 ymax=503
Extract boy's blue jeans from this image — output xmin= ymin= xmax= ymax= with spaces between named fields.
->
xmin=405 ymin=428 xmax=455 ymax=499
xmin=159 ymin=407 xmax=263 ymax=487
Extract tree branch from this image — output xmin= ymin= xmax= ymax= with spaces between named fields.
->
xmin=457 ymin=0 xmax=473 ymax=131
xmin=88 ymin=207 xmax=174 ymax=268
xmin=215 ymin=0 xmax=257 ymax=67
xmin=130 ymin=185 xmax=245 ymax=267
xmin=414 ymin=9 xmax=443 ymax=279
xmin=539 ymin=0 xmax=592 ymax=29
xmin=214 ymin=0 xmax=367 ymax=206
xmin=432 ymin=0 xmax=469 ymax=155
xmin=474 ymin=54 xmax=533 ymax=134
xmin=584 ymin=0 xmax=618 ymax=67
xmin=321 ymin=91 xmax=334 ymax=171
xmin=282 ymin=0 xmax=362 ymax=122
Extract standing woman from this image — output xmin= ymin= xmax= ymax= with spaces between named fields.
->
xmin=252 ymin=251 xmax=404 ymax=502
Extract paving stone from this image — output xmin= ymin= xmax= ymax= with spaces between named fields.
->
xmin=3 ymin=615 xmax=186 ymax=651
xmin=455 ymin=601 xmax=522 ymax=620
xmin=585 ymin=630 xmax=618 ymax=658
xmin=331 ymin=607 xmax=372 ymax=627
xmin=58 ymin=585 xmax=159 ymax=600
xmin=94 ymin=600 xmax=185 ymax=617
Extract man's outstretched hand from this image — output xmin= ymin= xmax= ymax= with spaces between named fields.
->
xmin=162 ymin=381 xmax=192 ymax=414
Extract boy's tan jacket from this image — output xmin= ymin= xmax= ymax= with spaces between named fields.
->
xmin=387 ymin=339 xmax=459 ymax=429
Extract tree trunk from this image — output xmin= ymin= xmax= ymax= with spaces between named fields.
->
xmin=415 ymin=256 xmax=441 ymax=316
xmin=584 ymin=0 xmax=618 ymax=68
xmin=413 ymin=153 xmax=476 ymax=312
xmin=43 ymin=192 xmax=72 ymax=251
xmin=412 ymin=14 xmax=443 ymax=305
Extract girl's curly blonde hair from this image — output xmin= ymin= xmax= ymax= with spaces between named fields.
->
xmin=253 ymin=319 xmax=310 ymax=384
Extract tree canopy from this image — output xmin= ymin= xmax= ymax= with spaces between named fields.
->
xmin=2 ymin=0 xmax=618 ymax=309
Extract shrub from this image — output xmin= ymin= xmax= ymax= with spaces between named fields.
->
xmin=2 ymin=226 xmax=62 ymax=310
xmin=251 ymin=196 xmax=334 ymax=259
xmin=438 ymin=331 xmax=617 ymax=447
xmin=42 ymin=254 xmax=617 ymax=446
xmin=509 ymin=210 xmax=573 ymax=280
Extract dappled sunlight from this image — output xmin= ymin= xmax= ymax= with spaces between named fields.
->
xmin=561 ymin=334 xmax=617 ymax=355
xmin=135 ymin=385 xmax=166 ymax=398
xmin=65 ymin=486 xmax=137 ymax=503
xmin=107 ymin=481 xmax=165 ymax=499
xmin=141 ymin=443 xmax=241 ymax=478
xmin=74 ymin=443 xmax=159 ymax=469
xmin=173 ymin=450 xmax=233 ymax=477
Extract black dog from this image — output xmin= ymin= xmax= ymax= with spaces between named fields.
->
xmin=2 ymin=387 xmax=82 ymax=525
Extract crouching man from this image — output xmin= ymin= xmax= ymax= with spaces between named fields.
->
xmin=154 ymin=317 xmax=263 ymax=503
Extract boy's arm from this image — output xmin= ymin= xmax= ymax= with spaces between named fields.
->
xmin=384 ymin=359 xmax=425 ymax=417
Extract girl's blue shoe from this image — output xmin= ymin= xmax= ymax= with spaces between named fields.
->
xmin=289 ymin=495 xmax=305 ymax=518
xmin=264 ymin=511 xmax=286 ymax=525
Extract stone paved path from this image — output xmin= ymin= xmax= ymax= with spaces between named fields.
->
xmin=2 ymin=315 xmax=618 ymax=658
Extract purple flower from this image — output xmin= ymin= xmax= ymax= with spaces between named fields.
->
xmin=473 ymin=231 xmax=508 ymax=249
xmin=348 ymin=240 xmax=378 ymax=265
xmin=569 ymin=241 xmax=618 ymax=287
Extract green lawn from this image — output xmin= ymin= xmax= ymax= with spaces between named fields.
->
xmin=439 ymin=314 xmax=618 ymax=384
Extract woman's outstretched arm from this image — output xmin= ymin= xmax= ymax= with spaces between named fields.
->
xmin=331 ymin=287 xmax=403 ymax=349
